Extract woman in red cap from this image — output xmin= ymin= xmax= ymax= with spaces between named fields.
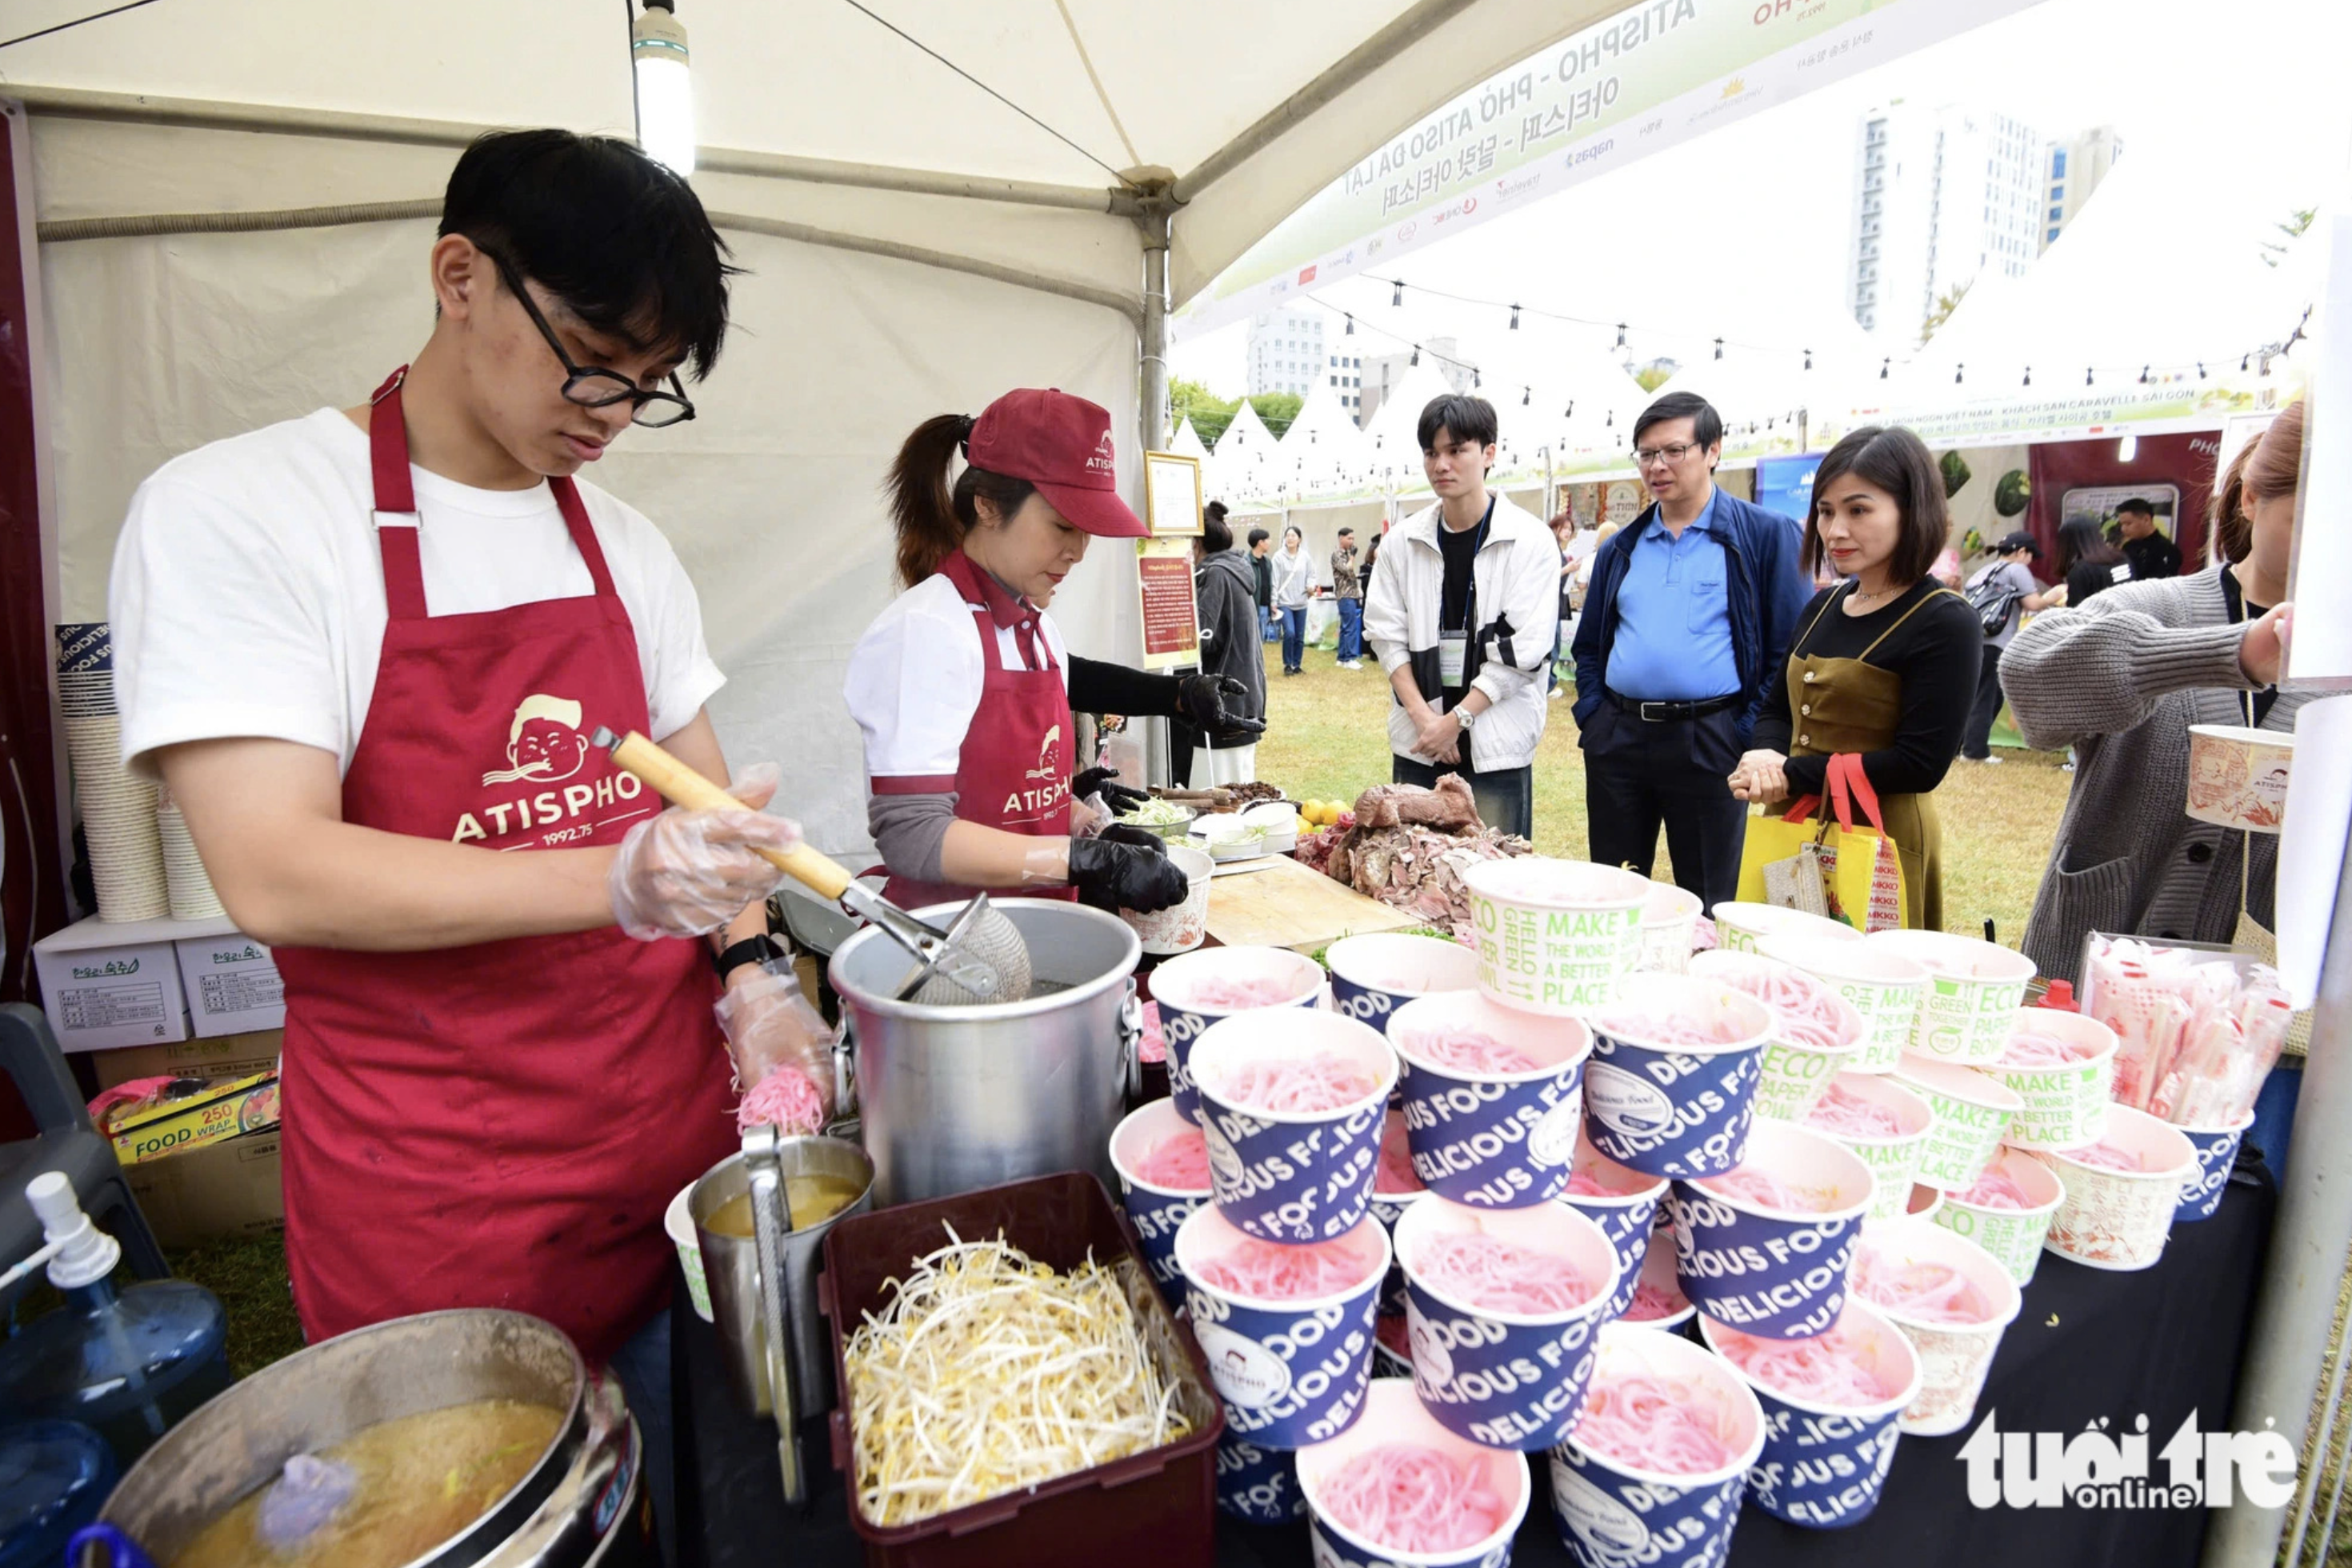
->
xmin=847 ymin=389 xmax=1261 ymax=910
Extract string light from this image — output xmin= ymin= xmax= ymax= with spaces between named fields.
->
xmin=2197 ymin=361 xmax=2206 ymax=379
xmin=1393 ymin=282 xmax=1404 ymax=307
xmin=1343 ymin=314 xmax=1354 ymax=336
xmin=2086 ymin=367 xmax=2094 ymax=386
xmin=1410 ymin=345 xmax=1420 ymax=366
xmin=1954 ymin=363 xmax=1965 ymax=384
xmin=1714 ymin=338 xmax=1725 ymax=360
xmin=2241 ymin=353 xmax=2251 ymax=372
xmin=1509 ymin=305 xmax=1521 ymax=330
xmin=1615 ymin=322 xmax=1628 ymax=349
xmin=1880 ymin=358 xmax=1890 ymax=379
xmin=1522 ymin=387 xmax=1530 ymax=406
xmin=2022 ymin=366 xmax=2032 ymax=386
xmin=1802 ymin=349 xmax=1812 ymax=370
xmin=2138 ymin=364 xmax=2150 ymax=384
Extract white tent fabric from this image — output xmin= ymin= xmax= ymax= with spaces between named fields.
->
xmin=1278 ymin=381 xmax=1372 ymax=494
xmin=1206 ymin=398 xmax=1281 ymax=506
xmin=1168 ymin=417 xmax=1211 ymax=462
xmin=6 ymin=0 xmax=1631 ymax=850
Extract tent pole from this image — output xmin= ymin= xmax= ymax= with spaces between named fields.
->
xmin=2207 ymin=814 xmax=2352 ymax=1568
xmin=1138 ymin=198 xmax=1173 ymax=450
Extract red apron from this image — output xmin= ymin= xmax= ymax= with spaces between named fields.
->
xmin=270 ymin=368 xmax=736 ymax=1365
xmin=879 ymin=550 xmax=1075 ymax=910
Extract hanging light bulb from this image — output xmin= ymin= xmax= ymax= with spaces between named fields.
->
xmin=1803 ymin=349 xmax=1813 ymax=370
xmin=1510 ymin=305 xmax=1522 ymax=330
xmin=1410 ymin=346 xmax=1420 ymax=366
xmin=1566 ymin=400 xmax=1575 ymax=418
xmin=1344 ymin=314 xmax=1354 ymax=336
xmin=2241 ymin=352 xmax=2251 ymax=372
xmin=2118 ymin=432 xmax=2138 ymax=462
xmin=1954 ymin=363 xmax=1965 ymax=384
xmin=2086 ymin=367 xmax=2094 ymax=386
xmin=1605 ymin=410 xmax=1614 ymax=427
xmin=1879 ymin=358 xmax=1890 ymax=380
xmin=1714 ymin=338 xmax=1725 ymax=360
xmin=2197 ymin=361 xmax=2206 ymax=379
xmin=631 ymin=0 xmax=697 ymax=175
xmin=1522 ymin=387 xmax=1530 ymax=406
xmin=2022 ymin=366 xmax=2032 ymax=386
xmin=1393 ymin=282 xmax=1405 ymax=307
xmin=1472 ymin=369 xmax=1482 ymax=389
xmin=1614 ymin=322 xmax=1628 ymax=349
xmin=2138 ymin=364 xmax=2150 ymax=385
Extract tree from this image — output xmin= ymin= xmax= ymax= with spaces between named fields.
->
xmin=1248 ymin=392 xmax=1302 ymax=438
xmin=2260 ymin=208 xmax=2318 ymax=267
xmin=1920 ymin=279 xmax=1972 ymax=346
xmin=1170 ymin=377 xmax=1237 ymax=448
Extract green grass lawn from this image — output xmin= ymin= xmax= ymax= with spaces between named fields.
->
xmin=1254 ymin=633 xmax=2074 ymax=942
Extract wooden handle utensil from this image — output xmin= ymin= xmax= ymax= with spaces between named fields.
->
xmin=595 ymin=728 xmax=853 ymax=901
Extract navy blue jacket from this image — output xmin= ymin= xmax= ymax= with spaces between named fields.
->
xmin=1570 ymin=491 xmax=1813 ymax=743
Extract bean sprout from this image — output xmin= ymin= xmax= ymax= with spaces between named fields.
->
xmin=845 ymin=1228 xmax=1191 ymax=1526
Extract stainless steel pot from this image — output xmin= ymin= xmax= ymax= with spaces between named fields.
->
xmin=99 ymin=1310 xmax=646 ymax=1568
xmin=828 ymin=898 xmax=1142 ymax=1206
xmin=690 ymin=1135 xmax=873 ymax=1422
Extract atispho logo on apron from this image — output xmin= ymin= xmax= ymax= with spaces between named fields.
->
xmin=451 ymin=693 xmax=647 ymax=846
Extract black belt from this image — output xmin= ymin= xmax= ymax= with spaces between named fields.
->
xmin=1605 ymin=689 xmax=1740 ymax=722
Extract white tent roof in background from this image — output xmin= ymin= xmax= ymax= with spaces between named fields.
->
xmin=1361 ymin=362 xmax=1457 ymax=464
xmin=1168 ymin=418 xmax=1210 ymax=462
xmin=1207 ymin=396 xmax=1282 ymax=504
xmin=1280 ymin=379 xmax=1371 ymax=489
xmin=6 ymin=0 xmax=1632 ymax=314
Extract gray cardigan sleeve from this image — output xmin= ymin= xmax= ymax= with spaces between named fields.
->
xmin=867 ymin=791 xmax=957 ymax=885
xmin=1998 ymin=596 xmax=2255 ymax=751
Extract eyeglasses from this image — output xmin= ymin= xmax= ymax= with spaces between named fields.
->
xmin=1634 ymin=442 xmax=1698 ymax=468
xmin=484 ymin=250 xmax=696 ymax=429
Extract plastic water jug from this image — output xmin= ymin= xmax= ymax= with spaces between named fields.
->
xmin=0 ymin=1421 xmax=114 ymax=1568
xmin=0 ymin=1174 xmax=230 ymax=1466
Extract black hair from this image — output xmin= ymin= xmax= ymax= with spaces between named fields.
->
xmin=1337 ymin=526 xmax=1355 ymax=538
xmin=440 ymin=128 xmax=739 ymax=379
xmin=1417 ymin=394 xmax=1500 ymax=456
xmin=2114 ymin=497 xmax=2156 ymax=517
xmin=1633 ymin=391 xmax=1724 ymax=452
xmin=1246 ymin=527 xmax=1270 ymax=547
xmin=1282 ymin=525 xmax=1303 ymax=545
xmin=1803 ymin=425 xmax=1949 ymax=586
xmin=2056 ymin=515 xmax=2125 ymax=578
xmin=1202 ymin=509 xmax=1234 ymax=554
xmin=1205 ymin=500 xmax=1230 ymax=525
xmin=886 ymin=415 xmax=1037 ymax=587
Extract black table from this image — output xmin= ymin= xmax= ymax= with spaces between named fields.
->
xmin=678 ymin=1163 xmax=2273 ymax=1568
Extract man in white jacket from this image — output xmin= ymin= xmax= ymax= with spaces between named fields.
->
xmin=1362 ymin=394 xmax=1559 ymax=837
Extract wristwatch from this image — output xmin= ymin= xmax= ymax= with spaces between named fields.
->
xmin=1455 ymin=706 xmax=1478 ymax=732
xmin=714 ymin=932 xmax=786 ymax=983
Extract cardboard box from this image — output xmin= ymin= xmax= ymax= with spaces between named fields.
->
xmin=103 ymin=1070 xmax=281 ymax=1164
xmin=120 ymin=1130 xmax=284 ymax=1249
xmin=32 ymin=931 xmax=190 ymax=1052
xmin=174 ymin=933 xmax=286 ymax=1036
xmin=91 ymin=1029 xmax=284 ymax=1090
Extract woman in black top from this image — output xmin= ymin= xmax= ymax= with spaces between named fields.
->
xmin=1182 ymin=502 xmax=1269 ymax=786
xmin=2056 ymin=515 xmax=2128 ymax=606
xmin=1730 ymin=426 xmax=1982 ymax=930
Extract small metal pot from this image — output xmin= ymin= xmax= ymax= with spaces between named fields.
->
xmin=690 ymin=1135 xmax=874 ymax=1421
xmin=99 ymin=1309 xmax=645 ymax=1568
xmin=829 ymin=898 xmax=1142 ymax=1206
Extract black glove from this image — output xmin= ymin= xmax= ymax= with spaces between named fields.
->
xmin=1068 ymin=830 xmax=1190 ymax=914
xmin=1174 ymin=673 xmax=1266 ymax=742
xmin=1071 ymin=766 xmax=1151 ymax=816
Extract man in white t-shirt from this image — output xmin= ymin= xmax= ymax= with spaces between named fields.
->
xmin=106 ymin=129 xmax=810 ymax=1545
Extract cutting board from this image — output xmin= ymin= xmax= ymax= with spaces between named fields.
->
xmin=1203 ymin=854 xmax=1418 ymax=954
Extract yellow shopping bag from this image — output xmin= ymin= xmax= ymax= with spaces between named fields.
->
xmin=1736 ymin=755 xmax=1908 ymax=931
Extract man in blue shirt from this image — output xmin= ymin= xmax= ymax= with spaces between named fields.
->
xmin=1570 ymin=393 xmax=1811 ymax=910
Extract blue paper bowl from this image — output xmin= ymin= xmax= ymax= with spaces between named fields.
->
xmin=1701 ymin=1301 xmax=1922 ymax=1530
xmin=1670 ymin=1119 xmax=1874 ymax=1341
xmin=1194 ymin=1010 xmax=1398 ymax=1243
xmin=2176 ymin=1112 xmax=2254 ymax=1222
xmin=1109 ymin=1098 xmax=1210 ymax=1307
xmin=1582 ymin=974 xmax=1774 ymax=1180
xmin=1297 ymin=1381 xmax=1534 ymax=1568
xmin=1178 ymin=1204 xmax=1388 ymax=1450
xmin=1390 ymin=991 xmax=1593 ymax=1210
xmin=1558 ymin=1135 xmax=1669 ymax=1324
xmin=1396 ymin=1196 xmax=1620 ymax=1451
xmin=1327 ymin=932 xmax=1482 ymax=1037
xmin=1152 ymin=945 xmax=1325 ymax=1126
xmin=1215 ymin=1432 xmax=1310 ymax=1523
xmin=1548 ymin=1323 xmax=1766 ymax=1568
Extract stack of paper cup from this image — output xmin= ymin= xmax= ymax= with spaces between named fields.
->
xmin=56 ymin=623 xmax=169 ymax=922
xmin=155 ymin=784 xmax=226 ymax=921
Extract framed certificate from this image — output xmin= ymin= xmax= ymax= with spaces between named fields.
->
xmin=1144 ymin=451 xmax=1205 ymax=538
xmin=1134 ymin=538 xmax=1202 ymax=672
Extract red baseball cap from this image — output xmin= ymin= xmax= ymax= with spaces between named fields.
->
xmin=966 ymin=388 xmax=1149 ymax=539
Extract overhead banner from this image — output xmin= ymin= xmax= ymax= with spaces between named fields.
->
xmin=1860 ymin=371 xmax=2294 ymax=451
xmin=1177 ymin=0 xmax=2049 ymax=337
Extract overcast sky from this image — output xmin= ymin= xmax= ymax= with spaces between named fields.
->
xmin=1171 ymin=0 xmax=2348 ymax=397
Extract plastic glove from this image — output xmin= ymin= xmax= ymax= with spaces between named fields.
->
xmin=608 ymin=763 xmax=800 ymax=940
xmin=1067 ymin=828 xmax=1189 ymax=914
xmin=1174 ymin=673 xmax=1266 ymax=742
xmin=714 ymin=958 xmax=838 ymax=1130
xmin=1071 ymin=765 xmax=1151 ymax=816
xmin=258 ymin=1455 xmax=358 ymax=1551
